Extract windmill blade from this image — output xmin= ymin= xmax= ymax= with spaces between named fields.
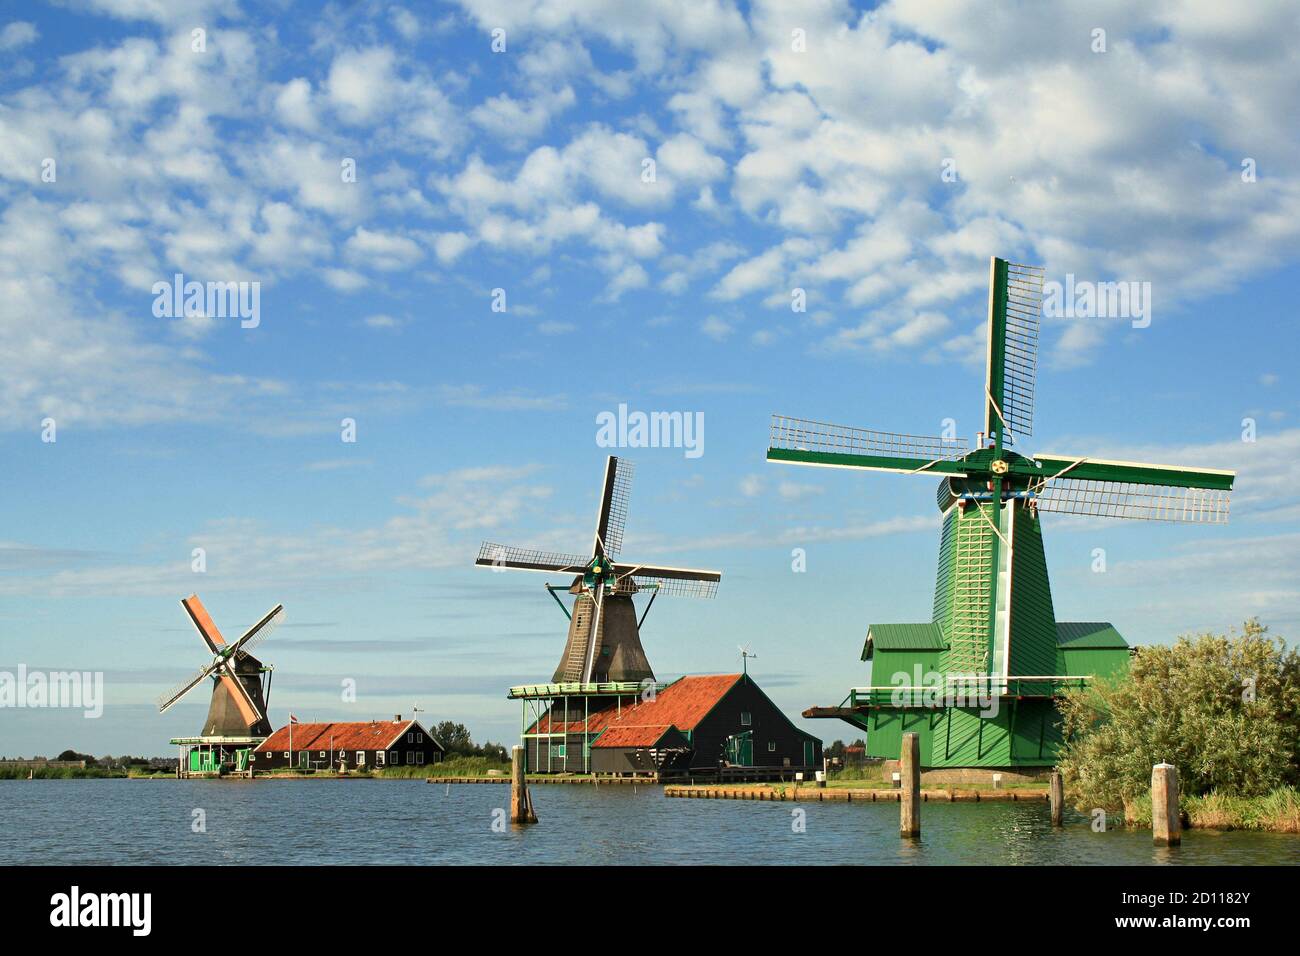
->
xmin=218 ymin=662 xmax=264 ymax=726
xmin=156 ymin=659 xmax=222 ymax=713
xmin=181 ymin=594 xmax=227 ymax=653
xmin=475 ymin=542 xmax=589 ymax=574
xmin=231 ymin=604 xmax=285 ymax=658
xmin=593 ymin=456 xmax=634 ymax=558
xmin=614 ymin=562 xmax=721 ymax=598
xmin=768 ymin=415 xmax=969 ymax=476
xmin=1026 ymin=455 xmax=1234 ymax=523
xmin=983 ymin=258 xmax=1044 ymax=445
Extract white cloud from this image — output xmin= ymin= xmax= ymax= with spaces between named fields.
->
xmin=344 ymin=227 xmax=423 ymax=271
xmin=0 ymin=21 xmax=38 ymax=50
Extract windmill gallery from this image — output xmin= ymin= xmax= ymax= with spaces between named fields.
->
xmin=155 ymin=256 xmax=1234 ymax=785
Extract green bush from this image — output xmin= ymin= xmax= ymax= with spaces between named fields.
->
xmin=1058 ymin=620 xmax=1300 ymax=810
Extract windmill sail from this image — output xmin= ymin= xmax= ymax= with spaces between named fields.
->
xmin=984 ymin=258 xmax=1044 ymax=445
xmin=594 ymin=456 xmax=634 ymax=558
xmin=476 ymin=542 xmax=588 ymax=574
xmin=1028 ymin=455 xmax=1233 ymax=523
xmin=232 ymin=604 xmax=285 ymax=657
xmin=769 ymin=415 xmax=969 ymax=475
xmin=476 ymin=455 xmax=720 ymax=685
xmin=615 ymin=563 xmax=721 ymax=598
xmin=157 ymin=660 xmax=221 ymax=713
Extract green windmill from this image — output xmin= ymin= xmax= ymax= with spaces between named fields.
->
xmin=774 ymin=257 xmax=1235 ymax=769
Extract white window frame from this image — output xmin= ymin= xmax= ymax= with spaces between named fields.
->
xmin=740 ymin=712 xmax=752 ymax=727
xmin=357 ymin=751 xmax=365 ymax=765
xmin=768 ymin=741 xmax=777 ymax=752
xmin=376 ymin=751 xmax=385 ymax=765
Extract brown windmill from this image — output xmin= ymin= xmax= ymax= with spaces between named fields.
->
xmin=158 ymin=594 xmax=282 ymax=737
xmin=477 ymin=456 xmax=720 ymax=684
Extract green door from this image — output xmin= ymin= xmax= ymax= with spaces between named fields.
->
xmin=726 ymin=731 xmax=753 ymax=766
xmin=803 ymin=741 xmax=815 ymax=767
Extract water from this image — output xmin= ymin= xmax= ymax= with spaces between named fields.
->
xmin=4 ymin=779 xmax=1296 ymax=865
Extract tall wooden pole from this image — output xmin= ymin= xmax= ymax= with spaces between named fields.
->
xmin=900 ymin=732 xmax=920 ymax=838
xmin=1152 ymin=763 xmax=1180 ymax=846
xmin=1049 ymin=771 xmax=1064 ymax=827
xmin=511 ymin=745 xmax=538 ymax=824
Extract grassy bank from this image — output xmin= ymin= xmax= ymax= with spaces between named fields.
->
xmin=0 ymin=765 xmax=125 ymax=779
xmin=379 ymin=755 xmax=512 ymax=779
xmin=1119 ymin=787 xmax=1300 ymax=833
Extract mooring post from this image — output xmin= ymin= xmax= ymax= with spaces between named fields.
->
xmin=900 ymin=732 xmax=920 ymax=838
xmin=1151 ymin=762 xmax=1179 ymax=846
xmin=510 ymin=745 xmax=537 ymax=825
xmin=1049 ymin=771 xmax=1064 ymax=827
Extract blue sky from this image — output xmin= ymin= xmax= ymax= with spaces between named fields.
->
xmin=1 ymin=0 xmax=1297 ymax=756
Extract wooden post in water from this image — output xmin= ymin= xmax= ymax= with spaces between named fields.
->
xmin=899 ymin=733 xmax=920 ymax=838
xmin=1049 ymin=772 xmax=1064 ymax=827
xmin=510 ymin=745 xmax=537 ymax=825
xmin=1151 ymin=762 xmax=1179 ymax=846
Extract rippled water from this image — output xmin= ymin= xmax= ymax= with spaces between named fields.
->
xmin=4 ymin=779 xmax=1296 ymax=865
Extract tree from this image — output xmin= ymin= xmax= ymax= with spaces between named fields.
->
xmin=432 ymin=721 xmax=475 ymax=755
xmin=1057 ymin=620 xmax=1300 ymax=810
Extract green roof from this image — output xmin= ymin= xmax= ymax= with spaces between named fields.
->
xmin=1056 ymin=622 xmax=1128 ymax=649
xmin=862 ymin=623 xmax=947 ymax=661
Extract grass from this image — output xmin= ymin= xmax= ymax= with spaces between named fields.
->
xmin=379 ymin=755 xmax=512 ymax=779
xmin=1123 ymin=787 xmax=1300 ymax=833
xmin=0 ymin=765 xmax=125 ymax=779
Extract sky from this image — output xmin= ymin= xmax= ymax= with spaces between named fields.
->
xmin=1 ymin=0 xmax=1298 ymax=757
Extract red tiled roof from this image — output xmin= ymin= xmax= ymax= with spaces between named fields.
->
xmin=527 ymin=708 xmax=620 ymax=736
xmin=591 ymin=674 xmax=741 ymax=749
xmin=592 ymin=724 xmax=679 ymax=748
xmin=256 ymin=719 xmax=435 ymax=753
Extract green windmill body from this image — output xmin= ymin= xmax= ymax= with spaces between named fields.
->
xmin=774 ymin=258 xmax=1235 ymax=769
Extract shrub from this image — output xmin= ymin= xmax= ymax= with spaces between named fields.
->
xmin=1057 ymin=620 xmax=1300 ymax=810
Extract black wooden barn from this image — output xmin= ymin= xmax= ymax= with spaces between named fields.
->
xmin=252 ymin=716 xmax=444 ymax=771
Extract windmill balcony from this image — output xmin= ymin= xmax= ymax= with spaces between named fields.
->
xmin=842 ymin=676 xmax=1090 ymax=709
xmin=509 ymin=680 xmax=669 ymax=699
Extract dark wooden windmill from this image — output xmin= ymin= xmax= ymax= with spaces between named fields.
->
xmin=477 ymin=456 xmax=720 ymax=684
xmin=158 ymin=594 xmax=282 ymax=738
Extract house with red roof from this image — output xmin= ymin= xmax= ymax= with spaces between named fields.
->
xmin=580 ymin=673 xmax=821 ymax=776
xmin=252 ymin=715 xmax=444 ymax=772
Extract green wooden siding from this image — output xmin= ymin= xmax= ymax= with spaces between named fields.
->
xmin=1007 ymin=504 xmax=1059 ymax=678
xmin=868 ymin=648 xmax=944 ymax=688
xmin=1057 ymin=647 xmax=1130 ymax=681
xmin=865 ymin=703 xmax=1059 ymax=768
xmin=931 ymin=506 xmax=958 ymax=638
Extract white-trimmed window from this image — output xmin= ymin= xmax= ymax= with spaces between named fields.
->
xmin=740 ymin=712 xmax=752 ymax=726
xmin=406 ymin=751 xmax=414 ymax=765
xmin=376 ymin=751 xmax=385 ymax=765
xmin=768 ymin=741 xmax=777 ymax=752
xmin=416 ymin=733 xmax=423 ymax=743
xmin=357 ymin=751 xmax=365 ymax=765
xmin=416 ymin=753 xmax=425 ymax=765
xmin=283 ymin=751 xmax=290 ymax=758
xmin=407 ymin=732 xmax=413 ymax=743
